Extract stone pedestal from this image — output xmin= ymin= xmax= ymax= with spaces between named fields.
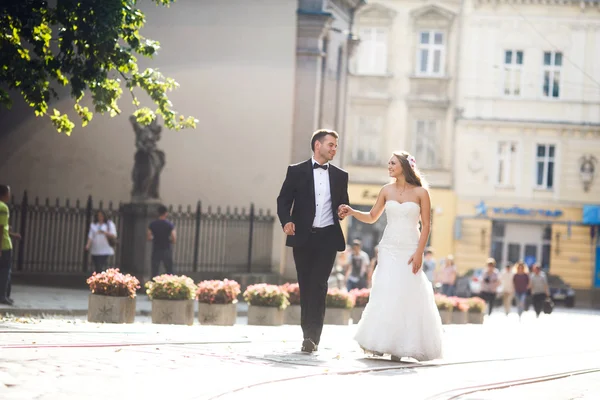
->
xmin=324 ymin=308 xmax=350 ymax=325
xmin=88 ymin=294 xmax=136 ymax=324
xmin=452 ymin=310 xmax=468 ymax=324
xmin=439 ymin=309 xmax=452 ymax=324
xmin=247 ymin=305 xmax=284 ymax=326
xmin=284 ymin=304 xmax=302 ymax=325
xmin=351 ymin=306 xmax=365 ymax=324
xmin=151 ymin=299 xmax=195 ymax=325
xmin=119 ymin=202 xmax=162 ymax=285
xmin=198 ymin=303 xmax=237 ymax=326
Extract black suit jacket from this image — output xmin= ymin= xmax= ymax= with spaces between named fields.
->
xmin=277 ymin=159 xmax=349 ymax=251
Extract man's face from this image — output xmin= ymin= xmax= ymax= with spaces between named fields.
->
xmin=352 ymin=244 xmax=360 ymax=254
xmin=315 ymin=134 xmax=338 ymax=162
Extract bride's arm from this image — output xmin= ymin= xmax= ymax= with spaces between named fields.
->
xmin=416 ymin=188 xmax=432 ymax=255
xmin=345 ymin=187 xmax=387 ymax=224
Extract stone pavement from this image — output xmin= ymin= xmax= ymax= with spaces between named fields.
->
xmin=1 ymin=309 xmax=600 ymax=399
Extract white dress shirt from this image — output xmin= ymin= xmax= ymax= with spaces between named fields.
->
xmin=312 ymin=157 xmax=334 ymax=228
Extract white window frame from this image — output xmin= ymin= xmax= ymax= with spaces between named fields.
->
xmin=352 ymin=116 xmax=383 ymax=165
xmin=413 ymin=120 xmax=439 ymax=169
xmin=542 ymin=51 xmax=562 ymax=99
xmin=496 ymin=141 xmax=518 ymax=187
xmin=416 ymin=30 xmax=445 ymax=77
xmin=355 ymin=27 xmax=388 ymax=76
xmin=503 ymin=50 xmax=524 ymax=97
xmin=534 ymin=143 xmax=556 ymax=190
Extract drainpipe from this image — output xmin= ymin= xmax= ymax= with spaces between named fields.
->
xmin=450 ymin=0 xmax=465 ymax=191
xmin=339 ymin=0 xmax=365 ymax=168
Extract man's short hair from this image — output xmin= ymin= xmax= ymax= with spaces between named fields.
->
xmin=157 ymin=205 xmax=168 ymax=215
xmin=310 ymin=129 xmax=339 ymax=151
xmin=0 ymin=185 xmax=9 ymax=198
xmin=351 ymin=239 xmax=362 ymax=247
xmin=486 ymin=257 xmax=496 ymax=266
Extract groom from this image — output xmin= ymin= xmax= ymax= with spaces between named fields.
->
xmin=277 ymin=129 xmax=349 ymax=353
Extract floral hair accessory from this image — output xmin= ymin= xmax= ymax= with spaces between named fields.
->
xmin=408 ymin=155 xmax=417 ymax=170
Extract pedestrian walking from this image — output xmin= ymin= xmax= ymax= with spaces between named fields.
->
xmin=345 ymin=239 xmax=369 ymax=291
xmin=480 ymin=258 xmax=500 ymax=316
xmin=147 ymin=205 xmax=177 ymax=277
xmin=85 ymin=210 xmax=118 ymax=273
xmin=422 ymin=248 xmax=436 ymax=285
xmin=500 ymin=263 xmax=515 ymax=315
xmin=513 ymin=261 xmax=530 ymax=320
xmin=530 ymin=264 xmax=550 ymax=318
xmin=0 ymin=185 xmax=21 ymax=306
xmin=439 ymin=255 xmax=457 ymax=296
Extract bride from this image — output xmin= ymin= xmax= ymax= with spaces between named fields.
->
xmin=340 ymin=151 xmax=443 ymax=362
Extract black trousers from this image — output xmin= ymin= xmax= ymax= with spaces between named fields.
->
xmin=292 ymin=226 xmax=337 ymax=345
xmin=481 ymin=291 xmax=496 ymax=316
xmin=532 ymin=293 xmax=546 ymax=317
xmin=151 ymin=248 xmax=174 ymax=278
xmin=91 ymin=255 xmax=110 ymax=273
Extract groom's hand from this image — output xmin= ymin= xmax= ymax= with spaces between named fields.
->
xmin=283 ymin=222 xmax=295 ymax=236
xmin=338 ymin=205 xmax=348 ymax=220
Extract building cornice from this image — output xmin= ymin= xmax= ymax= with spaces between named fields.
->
xmin=458 ymin=118 xmax=600 ymax=137
xmin=474 ymin=0 xmax=600 ymax=8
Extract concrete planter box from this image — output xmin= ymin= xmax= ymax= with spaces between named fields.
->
xmin=151 ymin=299 xmax=195 ymax=325
xmin=452 ymin=310 xmax=468 ymax=324
xmin=88 ymin=294 xmax=136 ymax=324
xmin=351 ymin=307 xmax=365 ymax=324
xmin=468 ymin=312 xmax=485 ymax=324
xmin=284 ymin=304 xmax=301 ymax=325
xmin=247 ymin=305 xmax=284 ymax=326
xmin=198 ymin=302 xmax=237 ymax=326
xmin=438 ymin=309 xmax=452 ymax=325
xmin=324 ymin=308 xmax=351 ymax=325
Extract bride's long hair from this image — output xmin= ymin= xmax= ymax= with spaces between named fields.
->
xmin=393 ymin=151 xmax=428 ymax=188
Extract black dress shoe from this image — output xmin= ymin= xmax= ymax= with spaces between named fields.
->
xmin=301 ymin=338 xmax=318 ymax=353
xmin=0 ymin=298 xmax=13 ymax=305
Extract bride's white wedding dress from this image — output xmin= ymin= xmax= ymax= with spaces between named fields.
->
xmin=354 ymin=200 xmax=443 ymax=361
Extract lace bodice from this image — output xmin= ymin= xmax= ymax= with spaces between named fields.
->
xmin=378 ymin=201 xmax=421 ymax=251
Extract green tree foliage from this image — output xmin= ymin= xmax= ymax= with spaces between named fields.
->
xmin=0 ymin=0 xmax=197 ymax=135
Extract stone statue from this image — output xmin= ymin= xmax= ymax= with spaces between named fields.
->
xmin=130 ymin=115 xmax=165 ymax=202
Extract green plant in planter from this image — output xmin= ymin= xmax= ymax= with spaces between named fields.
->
xmin=243 ymin=284 xmax=289 ymax=309
xmin=326 ymin=288 xmax=355 ymax=309
xmin=467 ymin=296 xmax=486 ymax=313
xmin=196 ymin=279 xmax=241 ymax=304
xmin=145 ymin=274 xmax=197 ymax=300
xmin=349 ymin=288 xmax=370 ymax=307
xmin=86 ymin=268 xmax=140 ymax=298
xmin=281 ymin=283 xmax=301 ymax=306
xmin=434 ymin=294 xmax=454 ymax=311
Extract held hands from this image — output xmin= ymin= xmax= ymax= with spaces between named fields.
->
xmin=408 ymin=252 xmax=423 ymax=275
xmin=338 ymin=204 xmax=353 ymax=220
xmin=283 ymin=222 xmax=296 ymax=236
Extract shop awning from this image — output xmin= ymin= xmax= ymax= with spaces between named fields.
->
xmin=583 ymin=205 xmax=600 ymax=225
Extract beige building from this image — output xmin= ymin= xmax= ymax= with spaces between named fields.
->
xmin=342 ymin=0 xmax=600 ymax=301
xmin=453 ymin=0 xmax=600 ymax=298
xmin=342 ymin=1 xmax=462 ymax=259
xmin=0 ymin=0 xmax=364 ymax=277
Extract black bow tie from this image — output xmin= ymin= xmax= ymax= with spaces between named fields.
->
xmin=313 ymin=163 xmax=328 ymax=170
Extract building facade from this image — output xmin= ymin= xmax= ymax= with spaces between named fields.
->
xmin=343 ymin=0 xmax=600 ymax=300
xmin=453 ymin=0 xmax=600 ymax=297
xmin=0 ymin=0 xmax=363 ymax=279
xmin=343 ymin=0 xmax=463 ymax=259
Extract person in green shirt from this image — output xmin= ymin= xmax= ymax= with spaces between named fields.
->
xmin=0 ymin=185 xmax=21 ymax=305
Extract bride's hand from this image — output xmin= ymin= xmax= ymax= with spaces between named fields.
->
xmin=408 ymin=253 xmax=423 ymax=275
xmin=338 ymin=204 xmax=354 ymax=218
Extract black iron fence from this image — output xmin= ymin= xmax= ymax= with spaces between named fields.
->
xmin=8 ymin=192 xmax=275 ymax=276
